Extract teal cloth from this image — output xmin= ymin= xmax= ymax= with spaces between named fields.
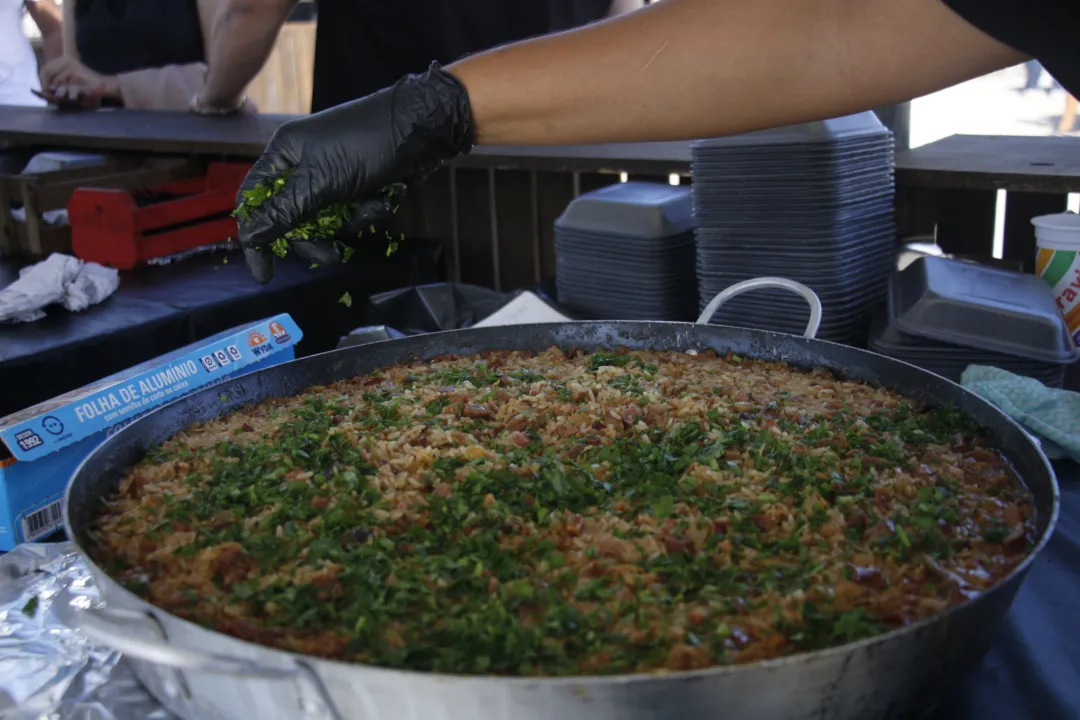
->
xmin=961 ymin=365 xmax=1080 ymax=463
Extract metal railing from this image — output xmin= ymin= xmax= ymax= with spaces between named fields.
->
xmin=396 ymin=143 xmax=693 ymax=289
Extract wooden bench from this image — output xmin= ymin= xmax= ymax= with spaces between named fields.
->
xmin=895 ymin=134 xmax=1080 ymax=271
xmin=3 ymin=107 xmax=1080 ymax=290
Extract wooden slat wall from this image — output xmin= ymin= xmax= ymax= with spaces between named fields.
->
xmin=935 ymin=189 xmax=998 ymax=258
xmin=895 ymin=135 xmax=1080 ymax=269
xmin=1002 ymin=192 xmax=1068 ymax=271
xmin=246 ymin=22 xmax=316 ymax=115
xmin=897 ymin=184 xmax=1071 ymax=270
xmin=389 ymin=167 xmax=690 ymax=291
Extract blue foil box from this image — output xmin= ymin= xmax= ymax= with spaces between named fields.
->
xmin=0 ymin=314 xmax=303 ymax=550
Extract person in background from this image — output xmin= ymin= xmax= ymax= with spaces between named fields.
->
xmin=37 ymin=0 xmax=253 ymax=111
xmin=1021 ymin=59 xmax=1062 ymax=93
xmin=0 ymin=0 xmax=61 ymax=106
xmin=194 ymin=0 xmax=644 ymax=115
xmin=1023 ymin=59 xmax=1046 ymax=91
xmin=1059 ymin=94 xmax=1077 ymax=134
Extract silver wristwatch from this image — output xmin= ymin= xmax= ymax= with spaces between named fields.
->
xmin=189 ymin=93 xmax=246 ymax=116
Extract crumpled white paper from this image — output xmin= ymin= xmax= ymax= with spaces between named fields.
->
xmin=0 ymin=253 xmax=119 ymax=324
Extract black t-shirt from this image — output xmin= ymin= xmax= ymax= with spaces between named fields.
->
xmin=311 ymin=0 xmax=612 ymax=112
xmin=75 ymin=0 xmax=204 ymax=76
xmin=942 ymin=0 xmax=1080 ymax=96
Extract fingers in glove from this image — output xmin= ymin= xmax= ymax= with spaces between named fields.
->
xmin=237 ymin=156 xmax=289 ymax=217
xmin=341 ymin=196 xmax=398 ymax=237
xmin=236 ymin=151 xmax=297 ymax=245
xmin=291 ymin=240 xmax=342 ymax=267
xmin=236 ymin=166 xmax=326 ymax=252
xmin=238 ymin=150 xmax=294 ymax=199
xmin=243 ymin=245 xmax=275 ymax=285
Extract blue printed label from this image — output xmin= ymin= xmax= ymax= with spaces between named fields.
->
xmin=0 ymin=314 xmax=302 ymax=462
xmin=13 ymin=428 xmax=44 ymax=453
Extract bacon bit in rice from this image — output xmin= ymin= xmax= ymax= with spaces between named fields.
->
xmin=93 ymin=347 xmax=1035 ymax=677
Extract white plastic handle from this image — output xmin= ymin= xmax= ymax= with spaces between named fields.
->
xmin=696 ymin=277 xmax=822 ymax=339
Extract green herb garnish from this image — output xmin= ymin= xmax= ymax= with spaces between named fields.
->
xmin=21 ymin=596 xmax=38 ymax=617
xmin=233 ymin=173 xmax=404 ymax=260
xmin=93 ymin=350 xmax=1033 ymax=679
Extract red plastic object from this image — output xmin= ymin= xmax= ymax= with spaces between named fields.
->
xmin=68 ymin=162 xmax=250 ymax=269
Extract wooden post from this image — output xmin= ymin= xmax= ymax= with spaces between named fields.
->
xmin=873 ymin=103 xmax=911 ymax=151
xmin=1059 ymin=95 xmax=1078 ymax=134
xmin=245 ymin=22 xmax=317 ymax=115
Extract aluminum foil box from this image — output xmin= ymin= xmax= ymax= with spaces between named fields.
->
xmin=0 ymin=314 xmax=303 ymax=550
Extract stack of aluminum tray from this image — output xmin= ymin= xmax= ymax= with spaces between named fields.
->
xmin=692 ymin=112 xmax=896 ymax=344
xmin=554 ymin=182 xmax=697 ymax=320
xmin=871 ymin=256 xmax=1077 ymax=386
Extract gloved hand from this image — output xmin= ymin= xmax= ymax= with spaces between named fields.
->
xmin=236 ymin=63 xmax=475 ymax=283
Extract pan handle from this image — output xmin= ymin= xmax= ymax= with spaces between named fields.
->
xmin=696 ymin=277 xmax=822 ymax=339
xmin=60 ymin=599 xmax=298 ymax=677
xmin=56 ymin=591 xmax=345 ymax=720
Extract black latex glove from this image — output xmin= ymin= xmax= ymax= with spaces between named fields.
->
xmin=237 ymin=63 xmax=475 ymax=283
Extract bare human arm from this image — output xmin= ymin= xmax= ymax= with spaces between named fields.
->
xmin=59 ymin=0 xmax=75 ymax=59
xmin=24 ymin=0 xmax=63 ymax=62
xmin=448 ymin=0 xmax=1027 ymax=146
xmin=197 ymin=0 xmax=297 ymax=109
xmin=234 ymin=0 xmax=1027 ymax=282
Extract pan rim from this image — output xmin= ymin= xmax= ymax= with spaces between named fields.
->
xmin=63 ymin=319 xmax=1062 ymax=686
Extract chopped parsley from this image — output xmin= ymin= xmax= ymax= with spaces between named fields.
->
xmin=21 ymin=596 xmax=38 ymax=617
xmin=93 ymin=348 xmax=1033 ymax=678
xmin=233 ymin=172 xmax=406 ymax=260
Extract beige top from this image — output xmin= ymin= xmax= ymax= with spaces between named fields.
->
xmin=62 ymin=0 xmax=254 ymax=112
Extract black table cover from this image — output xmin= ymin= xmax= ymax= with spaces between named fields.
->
xmin=0 ymin=247 xmax=416 ymax=418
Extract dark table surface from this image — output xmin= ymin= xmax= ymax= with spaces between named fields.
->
xmin=0 ymin=106 xmax=290 ymax=158
xmin=0 ymin=246 xmax=420 ymax=419
xmin=931 ymin=458 xmax=1080 ymax=720
xmin=0 ymin=106 xmax=695 ymax=174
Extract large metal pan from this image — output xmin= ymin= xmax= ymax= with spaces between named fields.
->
xmin=58 ymin=278 xmax=1059 ymax=720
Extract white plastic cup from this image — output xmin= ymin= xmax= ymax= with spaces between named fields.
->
xmin=1031 ymin=212 xmax=1080 ymax=347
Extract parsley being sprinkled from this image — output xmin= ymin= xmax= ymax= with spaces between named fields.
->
xmin=233 ymin=172 xmax=407 ymax=261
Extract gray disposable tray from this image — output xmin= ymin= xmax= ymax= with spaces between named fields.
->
xmin=555 ymin=181 xmax=694 ymax=239
xmin=887 ymin=256 xmax=1078 ymax=364
xmin=690 ymin=111 xmax=890 ymax=149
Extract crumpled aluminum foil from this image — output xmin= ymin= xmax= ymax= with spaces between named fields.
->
xmin=0 ymin=543 xmax=172 ymax=720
